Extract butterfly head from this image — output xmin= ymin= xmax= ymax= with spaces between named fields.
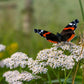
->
xmin=66 ymin=19 xmax=79 ymax=29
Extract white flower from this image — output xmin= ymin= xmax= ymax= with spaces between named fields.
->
xmin=30 ymin=64 xmax=48 ymax=74
xmin=0 ymin=60 xmax=4 ymax=68
xmin=0 ymin=52 xmax=28 ymax=69
xmin=36 ymin=49 xmax=51 ymax=61
xmin=1 ymin=41 xmax=84 ymax=81
xmin=0 ymin=44 xmax=6 ymax=52
xmin=3 ymin=70 xmax=41 ymax=84
xmin=19 ymin=71 xmax=41 ymax=81
xmin=1 ymin=58 xmax=12 ymax=68
xmin=28 ymin=59 xmax=48 ymax=74
xmin=3 ymin=70 xmax=20 ymax=84
xmin=0 ymin=52 xmax=48 ymax=74
xmin=36 ymin=42 xmax=84 ymax=70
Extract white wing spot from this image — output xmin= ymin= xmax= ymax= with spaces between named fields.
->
xmin=69 ymin=23 xmax=73 ymax=25
xmin=39 ymin=30 xmax=44 ymax=34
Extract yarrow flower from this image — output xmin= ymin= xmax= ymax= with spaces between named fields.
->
xmin=0 ymin=52 xmax=48 ymax=74
xmin=36 ymin=42 xmax=84 ymax=70
xmin=0 ymin=44 xmax=6 ymax=52
xmin=3 ymin=70 xmax=40 ymax=84
xmin=28 ymin=58 xmax=48 ymax=74
xmin=0 ymin=52 xmax=28 ymax=69
xmin=1 ymin=42 xmax=84 ymax=71
xmin=1 ymin=42 xmax=84 ymax=84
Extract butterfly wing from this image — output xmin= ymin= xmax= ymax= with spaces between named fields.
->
xmin=34 ymin=19 xmax=79 ymax=43
xmin=61 ymin=19 xmax=79 ymax=42
xmin=34 ymin=29 xmax=61 ymax=43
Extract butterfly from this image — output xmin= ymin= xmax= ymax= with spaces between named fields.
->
xmin=34 ymin=19 xmax=79 ymax=43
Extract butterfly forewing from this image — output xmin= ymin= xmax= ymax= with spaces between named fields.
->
xmin=34 ymin=29 xmax=61 ymax=43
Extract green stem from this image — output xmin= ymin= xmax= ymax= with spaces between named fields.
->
xmin=63 ymin=69 xmax=72 ymax=84
xmin=47 ymin=71 xmax=52 ymax=84
xmin=64 ymin=69 xmax=67 ymax=84
xmin=58 ymin=70 xmax=62 ymax=84
xmin=78 ymin=0 xmax=84 ymax=83
xmin=51 ymin=68 xmax=62 ymax=84
xmin=82 ymin=65 xmax=84 ymax=84
xmin=19 ymin=66 xmax=22 ymax=73
xmin=72 ymin=62 xmax=79 ymax=84
xmin=0 ymin=77 xmax=3 ymax=82
xmin=79 ymin=0 xmax=84 ymax=21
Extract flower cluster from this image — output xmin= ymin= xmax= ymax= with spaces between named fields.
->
xmin=0 ymin=52 xmax=48 ymax=74
xmin=3 ymin=70 xmax=40 ymax=84
xmin=36 ymin=42 xmax=84 ymax=70
xmin=1 ymin=42 xmax=84 ymax=70
xmin=1 ymin=42 xmax=84 ymax=84
xmin=28 ymin=58 xmax=48 ymax=74
xmin=0 ymin=52 xmax=28 ymax=69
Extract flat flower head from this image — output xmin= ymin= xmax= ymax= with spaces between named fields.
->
xmin=36 ymin=42 xmax=84 ymax=70
xmin=0 ymin=52 xmax=29 ymax=69
xmin=3 ymin=70 xmax=41 ymax=84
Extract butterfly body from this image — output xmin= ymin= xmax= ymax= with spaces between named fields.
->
xmin=34 ymin=19 xmax=79 ymax=43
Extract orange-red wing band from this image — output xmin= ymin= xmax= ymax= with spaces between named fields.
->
xmin=64 ymin=27 xmax=75 ymax=30
xmin=47 ymin=40 xmax=58 ymax=43
xmin=43 ymin=32 xmax=51 ymax=37
xmin=67 ymin=34 xmax=75 ymax=42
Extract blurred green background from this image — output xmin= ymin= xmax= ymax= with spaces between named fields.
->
xmin=0 ymin=0 xmax=84 ymax=59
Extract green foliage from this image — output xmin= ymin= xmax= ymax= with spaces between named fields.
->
xmin=63 ymin=50 xmax=71 ymax=56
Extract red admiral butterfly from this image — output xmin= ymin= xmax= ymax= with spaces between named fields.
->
xmin=34 ymin=19 xmax=79 ymax=43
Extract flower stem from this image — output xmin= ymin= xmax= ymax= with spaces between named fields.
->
xmin=58 ymin=70 xmax=62 ymax=84
xmin=81 ymin=46 xmax=84 ymax=84
xmin=64 ymin=69 xmax=66 ymax=84
xmin=72 ymin=62 xmax=79 ymax=84
xmin=79 ymin=0 xmax=84 ymax=21
xmin=82 ymin=65 xmax=84 ymax=84
xmin=51 ymin=69 xmax=62 ymax=84
xmin=47 ymin=71 xmax=52 ymax=84
xmin=63 ymin=69 xmax=72 ymax=84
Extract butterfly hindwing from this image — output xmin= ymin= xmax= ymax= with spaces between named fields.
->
xmin=61 ymin=19 xmax=79 ymax=41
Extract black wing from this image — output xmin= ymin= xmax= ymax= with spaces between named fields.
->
xmin=34 ymin=29 xmax=61 ymax=43
xmin=61 ymin=19 xmax=79 ymax=41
